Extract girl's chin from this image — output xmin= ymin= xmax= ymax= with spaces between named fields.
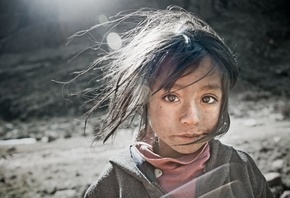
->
xmin=160 ymin=143 xmax=206 ymax=158
xmin=156 ymin=138 xmax=207 ymax=158
xmin=174 ymin=143 xmax=206 ymax=154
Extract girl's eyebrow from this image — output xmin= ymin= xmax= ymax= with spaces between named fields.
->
xmin=201 ymin=84 xmax=222 ymax=92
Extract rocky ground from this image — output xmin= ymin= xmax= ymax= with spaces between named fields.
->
xmin=0 ymin=96 xmax=290 ymax=198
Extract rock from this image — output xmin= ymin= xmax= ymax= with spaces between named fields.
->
xmin=283 ymin=178 xmax=290 ymax=189
xmin=75 ymin=171 xmax=81 ymax=177
xmin=0 ymin=175 xmax=5 ymax=183
xmin=269 ymin=113 xmax=284 ymax=121
xmin=273 ymin=136 xmax=281 ymax=143
xmin=54 ymin=189 xmax=77 ymax=198
xmin=243 ymin=119 xmax=257 ymax=127
xmin=43 ymin=185 xmax=57 ymax=195
xmin=41 ymin=136 xmax=49 ymax=143
xmin=264 ymin=172 xmax=282 ymax=187
xmin=47 ymin=135 xmax=57 ymax=142
xmin=260 ymin=144 xmax=270 ymax=153
xmin=64 ymin=132 xmax=72 ymax=139
xmin=7 ymin=146 xmax=16 ymax=154
xmin=280 ymin=191 xmax=290 ymax=198
xmin=5 ymin=123 xmax=14 ymax=130
xmin=41 ymin=130 xmax=59 ymax=142
xmin=0 ymin=125 xmax=4 ymax=136
xmin=272 ymin=159 xmax=284 ymax=171
xmin=271 ymin=185 xmax=284 ymax=198
xmin=46 ymin=131 xmax=59 ymax=142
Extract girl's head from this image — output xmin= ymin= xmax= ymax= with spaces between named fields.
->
xmin=148 ymin=56 xmax=225 ymax=158
xmin=86 ymin=7 xmax=238 ymax=148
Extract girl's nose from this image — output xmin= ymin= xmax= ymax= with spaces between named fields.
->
xmin=180 ymin=102 xmax=200 ymax=126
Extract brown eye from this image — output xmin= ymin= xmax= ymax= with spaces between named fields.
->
xmin=202 ymin=96 xmax=216 ymax=104
xmin=164 ymin=94 xmax=179 ymax=102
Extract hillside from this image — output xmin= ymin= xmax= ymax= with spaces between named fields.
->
xmin=0 ymin=0 xmax=289 ymax=121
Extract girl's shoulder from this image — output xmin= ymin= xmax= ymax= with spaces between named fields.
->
xmin=109 ymin=145 xmax=136 ymax=168
xmin=200 ymin=140 xmax=273 ymax=198
xmin=108 ymin=145 xmax=147 ymax=178
xmin=209 ymin=139 xmax=257 ymax=166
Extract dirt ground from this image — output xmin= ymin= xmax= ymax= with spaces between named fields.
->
xmin=0 ymin=1 xmax=289 ymax=197
xmin=0 ymin=98 xmax=290 ymax=198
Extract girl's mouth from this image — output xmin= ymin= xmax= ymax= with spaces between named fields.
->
xmin=172 ymin=133 xmax=208 ymax=144
xmin=175 ymin=133 xmax=207 ymax=138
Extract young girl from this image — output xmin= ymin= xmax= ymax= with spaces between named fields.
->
xmin=82 ymin=7 xmax=273 ymax=198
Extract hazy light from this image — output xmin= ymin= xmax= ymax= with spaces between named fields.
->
xmin=106 ymin=32 xmax=122 ymax=50
xmin=24 ymin=0 xmax=117 ymax=37
xmin=98 ymin=14 xmax=108 ymax=24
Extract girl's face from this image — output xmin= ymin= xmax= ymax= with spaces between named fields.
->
xmin=148 ymin=57 xmax=222 ymax=158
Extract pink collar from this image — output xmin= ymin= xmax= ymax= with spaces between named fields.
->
xmin=133 ymin=142 xmax=210 ymax=196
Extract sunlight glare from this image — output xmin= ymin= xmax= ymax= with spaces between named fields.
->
xmin=106 ymin=32 xmax=122 ymax=50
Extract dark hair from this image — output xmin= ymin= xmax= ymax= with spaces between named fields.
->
xmin=78 ymin=7 xmax=238 ymax=143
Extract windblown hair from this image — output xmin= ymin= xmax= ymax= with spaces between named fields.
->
xmin=76 ymin=7 xmax=238 ymax=143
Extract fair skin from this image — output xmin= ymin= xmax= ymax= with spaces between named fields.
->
xmin=147 ymin=57 xmax=222 ymax=158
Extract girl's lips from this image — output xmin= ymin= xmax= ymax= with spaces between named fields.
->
xmin=173 ymin=133 xmax=207 ymax=141
xmin=171 ymin=134 xmax=208 ymax=146
xmin=174 ymin=133 xmax=207 ymax=138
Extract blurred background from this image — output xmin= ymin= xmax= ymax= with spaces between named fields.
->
xmin=0 ymin=0 xmax=289 ymax=198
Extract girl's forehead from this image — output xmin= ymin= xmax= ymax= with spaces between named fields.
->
xmin=152 ymin=56 xmax=222 ymax=91
xmin=173 ymin=67 xmax=222 ymax=90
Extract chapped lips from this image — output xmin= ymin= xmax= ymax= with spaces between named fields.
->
xmin=173 ymin=133 xmax=207 ymax=139
xmin=173 ymin=133 xmax=207 ymax=141
xmin=173 ymin=133 xmax=208 ymax=146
